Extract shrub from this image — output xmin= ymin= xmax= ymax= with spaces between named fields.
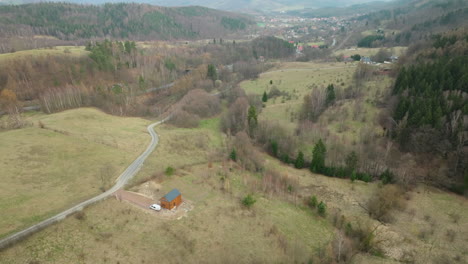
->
xmin=169 ymin=110 xmax=200 ymax=128
xmin=268 ymin=86 xmax=284 ymax=98
xmin=74 ymin=211 xmax=86 ymax=221
xmin=270 ymin=140 xmax=279 ymax=157
xmin=308 ymin=195 xmax=318 ymax=208
xmin=233 ymin=132 xmax=264 ymax=172
xmin=368 ymin=185 xmax=406 ymax=222
xmin=350 ymin=171 xmax=357 ymax=182
xmin=379 ymin=169 xmax=395 ymax=184
xmin=294 ymin=151 xmax=305 ymax=169
xmin=318 ymin=201 xmax=327 ymax=216
xmin=221 ymin=97 xmax=249 ymax=134
xmin=230 ymin=148 xmax=237 ymax=161
xmin=165 ymin=166 xmax=175 ymax=176
xmin=181 ymin=89 xmax=221 ymax=118
xmin=242 ymin=194 xmax=256 ymax=208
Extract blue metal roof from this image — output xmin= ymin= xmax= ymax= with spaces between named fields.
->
xmin=163 ymin=189 xmax=181 ymax=202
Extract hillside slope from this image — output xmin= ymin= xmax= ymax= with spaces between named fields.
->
xmin=0 ymin=3 xmax=252 ymax=40
xmin=0 ymin=0 xmax=394 ymax=12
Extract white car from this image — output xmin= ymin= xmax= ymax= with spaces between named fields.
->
xmin=149 ymin=204 xmax=161 ymax=211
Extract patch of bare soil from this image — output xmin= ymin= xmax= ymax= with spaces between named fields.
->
xmin=114 ymin=188 xmax=194 ymax=220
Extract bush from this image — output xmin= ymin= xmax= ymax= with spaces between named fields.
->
xmin=230 ymin=148 xmax=237 ymax=161
xmin=351 ymin=54 xmax=361 ymax=61
xmin=281 ymin=153 xmax=290 ymax=164
xmin=346 ymin=221 xmax=382 ymax=255
xmin=168 ymin=110 xmax=200 ymax=128
xmin=181 ymin=89 xmax=221 ymax=118
xmin=308 ymin=195 xmax=318 ymax=208
xmin=268 ymin=86 xmax=284 ymax=98
xmin=368 ymin=185 xmax=406 ymax=222
xmin=165 ymin=166 xmax=175 ymax=176
xmin=221 ymin=97 xmax=249 ymax=134
xmin=318 ymin=201 xmax=327 ymax=216
xmin=294 ymin=151 xmax=305 ymax=169
xmin=242 ymin=194 xmax=256 ymax=208
xmin=74 ymin=211 xmax=86 ymax=221
xmin=233 ymin=132 xmax=264 ymax=172
xmin=379 ymin=169 xmax=395 ymax=184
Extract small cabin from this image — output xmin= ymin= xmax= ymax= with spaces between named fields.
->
xmin=160 ymin=189 xmax=182 ymax=210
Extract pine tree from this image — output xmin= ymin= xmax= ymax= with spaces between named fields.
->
xmin=262 ymin=91 xmax=268 ymax=102
xmin=230 ymin=149 xmax=237 ymax=162
xmin=207 ymin=64 xmax=217 ymax=81
xmin=247 ymin=105 xmax=258 ymax=136
xmin=294 ymin=151 xmax=305 ymax=169
xmin=317 ymin=201 xmax=327 ymax=216
xmin=311 ymin=139 xmax=327 ymax=173
xmin=270 ymin=140 xmax=278 ymax=157
xmin=325 ymin=84 xmax=336 ymax=106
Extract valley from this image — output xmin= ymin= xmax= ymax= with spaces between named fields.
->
xmin=0 ymin=0 xmax=466 ymax=263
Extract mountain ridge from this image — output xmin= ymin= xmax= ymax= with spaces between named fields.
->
xmin=0 ymin=0 xmax=395 ymax=12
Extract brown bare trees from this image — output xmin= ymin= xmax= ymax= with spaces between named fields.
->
xmin=221 ymin=97 xmax=249 ymax=135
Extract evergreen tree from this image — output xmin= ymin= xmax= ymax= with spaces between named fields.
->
xmin=317 ymin=201 xmax=327 ymax=216
xmin=294 ymin=151 xmax=305 ymax=169
xmin=345 ymin=151 xmax=358 ymax=174
xmin=262 ymin=91 xmax=268 ymax=102
xmin=270 ymin=140 xmax=278 ymax=157
xmin=207 ymin=64 xmax=217 ymax=81
xmin=247 ymin=105 xmax=258 ymax=135
xmin=230 ymin=148 xmax=237 ymax=162
xmin=308 ymin=195 xmax=318 ymax=208
xmin=310 ymin=139 xmax=327 ymax=173
xmin=325 ymin=84 xmax=336 ymax=106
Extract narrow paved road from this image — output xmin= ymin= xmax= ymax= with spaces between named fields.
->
xmin=0 ymin=117 xmax=169 ymax=250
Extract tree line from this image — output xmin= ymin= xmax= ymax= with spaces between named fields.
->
xmin=0 ymin=3 xmax=252 ymax=41
xmin=389 ymin=31 xmax=467 ymax=194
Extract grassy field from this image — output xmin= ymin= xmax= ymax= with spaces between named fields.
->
xmin=0 ymin=163 xmax=335 ymax=263
xmin=0 ymin=46 xmax=87 ymax=64
xmin=129 ymin=117 xmax=225 ymax=185
xmin=241 ymin=61 xmax=378 ymax=142
xmin=0 ymin=107 xmax=466 ymax=263
xmin=2 ymin=151 xmax=464 ymax=263
xmin=0 ymin=108 xmax=150 ymax=238
xmin=259 ymin=156 xmax=468 ymax=263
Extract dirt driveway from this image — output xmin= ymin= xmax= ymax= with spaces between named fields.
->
xmin=114 ymin=189 xmax=154 ymax=209
xmin=114 ymin=189 xmax=193 ymax=220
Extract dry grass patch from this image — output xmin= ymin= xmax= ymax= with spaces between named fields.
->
xmin=0 ymin=108 xmax=150 ymax=238
xmin=130 ymin=118 xmax=224 ymax=185
xmin=0 ymin=164 xmax=335 ymax=263
xmin=0 ymin=46 xmax=88 ymax=64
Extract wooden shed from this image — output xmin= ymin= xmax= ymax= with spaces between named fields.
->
xmin=160 ymin=189 xmax=182 ymax=210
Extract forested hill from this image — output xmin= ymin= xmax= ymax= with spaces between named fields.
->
xmin=0 ymin=3 xmax=253 ymax=40
xmin=355 ymin=0 xmax=468 ymax=46
xmin=390 ymin=29 xmax=468 ymax=193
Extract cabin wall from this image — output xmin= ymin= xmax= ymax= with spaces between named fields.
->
xmin=160 ymin=195 xmax=182 ymax=210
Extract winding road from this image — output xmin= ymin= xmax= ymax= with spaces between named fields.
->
xmin=0 ymin=117 xmax=169 ymax=250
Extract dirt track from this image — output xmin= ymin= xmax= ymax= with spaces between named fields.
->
xmin=114 ymin=190 xmax=154 ymax=209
